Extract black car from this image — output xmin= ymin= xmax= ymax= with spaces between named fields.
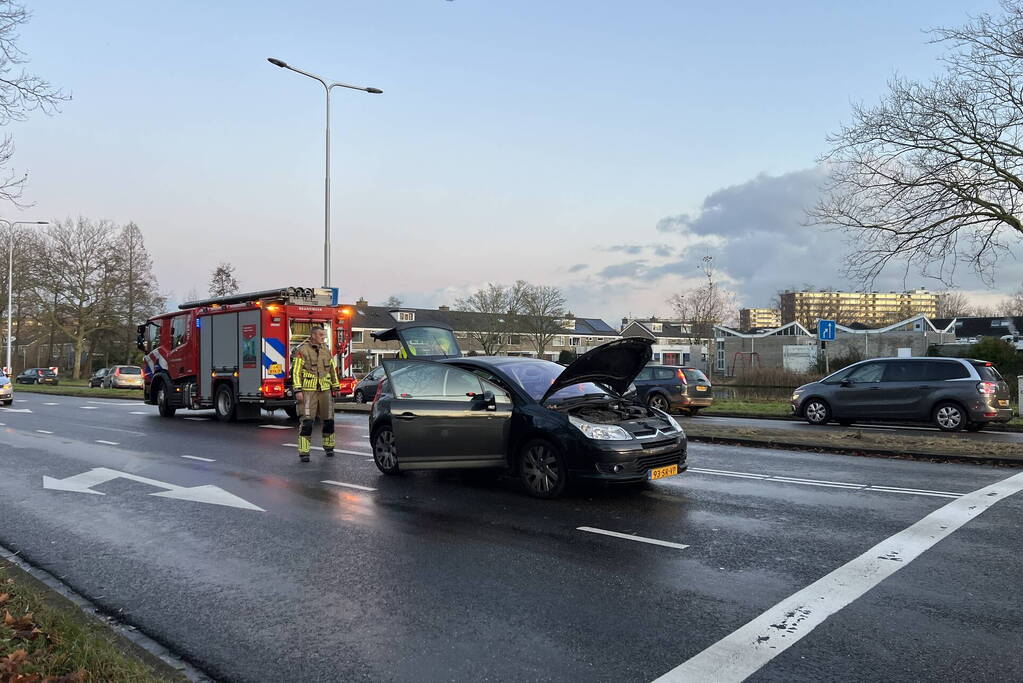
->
xmin=633 ymin=365 xmax=714 ymax=414
xmin=369 ymin=336 xmax=687 ymax=499
xmin=16 ymin=368 xmax=58 ymax=385
xmin=353 ymin=366 xmax=386 ymax=403
xmin=89 ymin=367 xmax=110 ymax=388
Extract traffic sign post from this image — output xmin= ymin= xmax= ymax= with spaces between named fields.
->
xmin=818 ymin=320 xmax=836 ymax=374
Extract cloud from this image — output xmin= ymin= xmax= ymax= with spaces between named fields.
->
xmin=600 ymin=243 xmax=675 ymax=257
xmin=567 ymin=263 xmax=587 ymax=273
xmin=598 ymin=260 xmax=648 ymax=279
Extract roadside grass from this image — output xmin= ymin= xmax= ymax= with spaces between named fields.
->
xmin=0 ymin=564 xmax=177 ymax=681
xmin=13 ymin=378 xmax=142 ymax=401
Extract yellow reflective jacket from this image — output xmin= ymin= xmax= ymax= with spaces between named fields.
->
xmin=291 ymin=341 xmax=340 ymax=391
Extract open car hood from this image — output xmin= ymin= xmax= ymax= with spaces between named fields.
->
xmin=541 ymin=337 xmax=653 ymax=403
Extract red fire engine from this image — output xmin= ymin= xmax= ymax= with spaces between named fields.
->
xmin=137 ymin=287 xmax=354 ymax=420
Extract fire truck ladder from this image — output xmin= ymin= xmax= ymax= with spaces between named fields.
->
xmin=178 ymin=287 xmax=328 ymax=310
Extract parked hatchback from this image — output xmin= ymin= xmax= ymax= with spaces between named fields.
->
xmin=791 ymin=357 xmax=1013 ymax=432
xmin=16 ymin=368 xmax=58 ymax=385
xmin=103 ymin=365 xmax=144 ymax=389
xmin=89 ymin=367 xmax=110 ymax=388
xmin=353 ymin=366 xmax=386 ymax=403
xmin=633 ymin=365 xmax=713 ymax=415
xmin=0 ymin=372 xmax=12 ymax=405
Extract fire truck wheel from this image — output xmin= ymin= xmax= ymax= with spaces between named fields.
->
xmin=284 ymin=405 xmax=299 ymax=420
xmin=215 ymin=384 xmax=238 ymax=422
xmin=156 ymin=381 xmax=176 ymax=418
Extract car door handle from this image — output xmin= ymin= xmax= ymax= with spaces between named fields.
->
xmin=869 ymin=386 xmax=881 ymax=390
xmin=396 ymin=413 xmax=417 ymax=421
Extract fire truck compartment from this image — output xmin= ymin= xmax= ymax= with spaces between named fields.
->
xmin=199 ymin=309 xmax=263 ymax=402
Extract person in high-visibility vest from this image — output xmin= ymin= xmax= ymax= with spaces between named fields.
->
xmin=291 ymin=326 xmax=340 ymax=462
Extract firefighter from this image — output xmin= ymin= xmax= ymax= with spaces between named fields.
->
xmin=291 ymin=326 xmax=340 ymax=462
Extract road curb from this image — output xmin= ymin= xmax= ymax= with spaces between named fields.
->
xmin=700 ymin=411 xmax=1022 ymax=433
xmin=685 ymin=433 xmax=1023 ymax=466
xmin=0 ymin=544 xmax=210 ymax=682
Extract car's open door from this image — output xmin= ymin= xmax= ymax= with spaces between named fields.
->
xmin=381 ymin=359 xmax=511 ymax=469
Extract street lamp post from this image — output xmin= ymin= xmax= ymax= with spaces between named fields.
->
xmin=266 ymin=57 xmax=382 ymax=288
xmin=2 ymin=220 xmax=48 ymax=375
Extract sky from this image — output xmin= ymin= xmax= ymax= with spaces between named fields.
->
xmin=8 ymin=0 xmax=1019 ymax=323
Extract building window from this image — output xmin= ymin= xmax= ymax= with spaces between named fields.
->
xmin=650 ymin=323 xmax=663 ymax=332
xmin=397 ymin=311 xmax=415 ymax=322
xmin=569 ymin=337 xmax=580 ymax=346
xmin=509 ymin=335 xmax=520 ymax=345
xmin=716 ymin=340 xmax=725 ymax=372
xmin=351 ymin=330 xmax=364 ymax=344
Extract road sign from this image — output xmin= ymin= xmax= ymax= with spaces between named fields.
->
xmin=43 ymin=467 xmax=264 ymax=511
xmin=818 ymin=319 xmax=836 ymax=342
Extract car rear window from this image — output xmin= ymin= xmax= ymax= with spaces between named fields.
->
xmin=682 ymin=369 xmax=708 ymax=383
xmin=40 ymin=369 xmax=55 ymax=376
xmin=972 ymin=363 xmax=1003 ymax=381
xmin=119 ymin=366 xmax=142 ymax=375
xmin=928 ymin=361 xmax=970 ymax=381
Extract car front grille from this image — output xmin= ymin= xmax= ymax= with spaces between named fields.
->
xmin=635 ymin=451 xmax=683 ymax=472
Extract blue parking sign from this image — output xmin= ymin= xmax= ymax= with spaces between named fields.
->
xmin=818 ymin=319 xmax=836 ymax=342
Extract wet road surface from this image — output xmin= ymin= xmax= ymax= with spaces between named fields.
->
xmin=1 ymin=396 xmax=1021 ymax=682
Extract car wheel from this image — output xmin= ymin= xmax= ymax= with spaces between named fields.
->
xmin=688 ymin=407 xmax=701 ymax=416
xmin=156 ymin=382 xmax=176 ymax=418
xmin=355 ymin=389 xmax=365 ymax=404
xmin=965 ymin=422 xmax=985 ymax=433
xmin=214 ymin=384 xmax=237 ymax=422
xmin=372 ymin=426 xmax=400 ymax=474
xmin=519 ymin=439 xmax=567 ymax=499
xmin=647 ymin=394 xmax=670 ymax=413
xmin=933 ymin=402 xmax=965 ymax=432
xmin=803 ymin=399 xmax=831 ymax=425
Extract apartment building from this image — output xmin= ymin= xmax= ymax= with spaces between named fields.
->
xmin=779 ymin=289 xmax=938 ymax=328
xmin=738 ymin=307 xmax=782 ymax=331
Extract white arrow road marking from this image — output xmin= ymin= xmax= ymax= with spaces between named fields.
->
xmin=42 ymin=467 xmax=264 ymax=511
xmin=653 ymin=470 xmax=1023 ymax=683
xmin=181 ymin=455 xmax=215 ymax=462
xmin=0 ymin=407 xmax=31 ymax=413
xmin=322 ymin=480 xmax=377 ymax=492
xmin=577 ymin=527 xmax=688 ymax=550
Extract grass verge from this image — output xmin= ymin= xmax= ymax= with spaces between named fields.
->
xmin=12 ymin=379 xmax=142 ymax=401
xmin=0 ymin=562 xmax=180 ymax=681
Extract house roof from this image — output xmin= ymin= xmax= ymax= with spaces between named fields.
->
xmin=932 ymin=316 xmax=1023 ymax=338
xmin=620 ymin=320 xmax=695 ymax=339
xmin=346 ymin=304 xmax=619 ymax=336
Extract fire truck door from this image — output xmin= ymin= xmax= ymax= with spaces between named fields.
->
xmin=238 ymin=310 xmax=261 ymax=397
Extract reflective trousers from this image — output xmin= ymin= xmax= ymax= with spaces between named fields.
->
xmin=297 ymin=390 xmax=335 ymax=455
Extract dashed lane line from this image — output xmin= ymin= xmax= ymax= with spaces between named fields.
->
xmin=322 ymin=480 xmax=377 ymax=492
xmin=653 ymin=470 xmax=1023 ymax=682
xmin=281 ymin=443 xmax=371 ymax=456
xmin=259 ymin=425 xmax=292 ymax=430
xmin=183 ymin=417 xmax=210 ymax=421
xmin=130 ymin=412 xmax=148 ymax=415
xmin=95 ymin=440 xmax=119 ymax=446
xmin=80 ymin=406 xmax=98 ymax=410
xmin=181 ymin=455 xmax=215 ymax=462
xmin=686 ymin=467 xmax=963 ymax=499
xmin=43 ymin=402 xmax=59 ymax=406
xmin=35 ymin=430 xmax=53 ymax=434
xmin=577 ymin=527 xmax=688 ymax=550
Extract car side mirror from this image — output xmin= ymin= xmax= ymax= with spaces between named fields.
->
xmin=840 ymin=378 xmax=852 ymax=387
xmin=471 ymin=390 xmax=497 ymax=411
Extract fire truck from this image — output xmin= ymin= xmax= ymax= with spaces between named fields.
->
xmin=137 ymin=287 xmax=354 ymax=421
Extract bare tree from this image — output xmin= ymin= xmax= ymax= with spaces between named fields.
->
xmin=455 ymin=283 xmax=520 ymax=355
xmin=935 ymin=290 xmax=973 ymax=318
xmin=382 ymin=295 xmax=403 ymax=307
xmin=813 ymin=2 xmax=1023 ymax=285
xmin=518 ymin=282 xmax=567 ymax=357
xmin=0 ymin=2 xmax=68 ymax=205
xmin=208 ymin=262 xmax=239 ymax=297
xmin=999 ymin=286 xmax=1023 ymax=315
xmin=667 ymin=257 xmax=737 ymax=341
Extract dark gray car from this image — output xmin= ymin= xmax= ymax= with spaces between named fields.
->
xmin=791 ymin=357 xmax=1013 ymax=432
xmin=353 ymin=366 xmax=387 ymax=403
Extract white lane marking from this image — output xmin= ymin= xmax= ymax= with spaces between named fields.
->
xmin=653 ymin=470 xmax=1023 ymax=682
xmin=338 ymin=448 xmax=372 ymax=456
xmin=87 ymin=401 xmax=141 ymax=406
xmin=130 ymin=411 xmax=148 ymax=415
xmin=0 ymin=407 xmax=31 ymax=413
xmin=322 ymin=480 xmax=377 ymax=492
xmin=35 ymin=430 xmax=53 ymax=434
xmin=184 ymin=417 xmax=210 ymax=421
xmin=577 ymin=527 xmax=688 ymax=550
xmin=282 ymin=442 xmax=325 ymax=452
xmin=281 ymin=443 xmax=371 ymax=455
xmin=259 ymin=425 xmax=292 ymax=430
xmin=80 ymin=406 xmax=98 ymax=410
xmin=687 ymin=467 xmax=963 ymax=499
xmin=359 ymin=433 xmax=370 ymax=438
xmin=43 ymin=402 xmax=59 ymax=405
xmin=95 ymin=440 xmax=119 ymax=446
xmin=181 ymin=455 xmax=215 ymax=462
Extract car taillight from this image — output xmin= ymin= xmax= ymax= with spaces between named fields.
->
xmin=977 ymin=381 xmax=998 ymax=395
xmin=676 ymin=369 xmax=688 ymax=384
xmin=373 ymin=381 xmax=385 ymax=403
xmin=114 ymin=368 xmax=121 ymax=376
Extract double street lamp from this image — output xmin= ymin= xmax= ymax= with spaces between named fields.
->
xmin=266 ymin=57 xmax=383 ymax=288
xmin=2 ymin=219 xmax=48 ymax=375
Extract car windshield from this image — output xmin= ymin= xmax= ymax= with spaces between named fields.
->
xmin=498 ymin=359 xmax=609 ymax=402
xmin=118 ymin=366 xmax=142 ymax=375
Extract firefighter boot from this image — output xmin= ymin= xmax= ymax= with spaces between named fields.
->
xmin=298 ymin=419 xmax=313 ymax=462
xmin=322 ymin=419 xmax=336 ymax=457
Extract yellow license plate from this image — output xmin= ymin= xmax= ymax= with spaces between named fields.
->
xmin=695 ymin=385 xmax=707 ymax=391
xmin=999 ymin=400 xmax=1009 ymax=407
xmin=268 ymin=363 xmax=282 ymax=375
xmin=649 ymin=464 xmax=679 ymax=480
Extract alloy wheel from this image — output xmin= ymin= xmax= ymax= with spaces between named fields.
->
xmin=936 ymin=405 xmax=963 ymax=430
xmin=649 ymin=395 xmax=669 ymax=412
xmin=374 ymin=429 xmax=398 ymax=472
xmin=355 ymin=390 xmax=365 ymax=404
xmin=521 ymin=444 xmax=560 ymax=495
xmin=805 ymin=401 xmax=828 ymax=424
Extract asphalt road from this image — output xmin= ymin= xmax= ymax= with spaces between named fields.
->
xmin=689 ymin=413 xmax=1023 ymax=443
xmin=1 ymin=395 xmax=1021 ymax=682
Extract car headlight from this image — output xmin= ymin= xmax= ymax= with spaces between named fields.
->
xmin=568 ymin=415 xmax=632 ymax=441
xmin=664 ymin=413 xmax=683 ymax=433
xmin=791 ymin=391 xmax=802 ymax=401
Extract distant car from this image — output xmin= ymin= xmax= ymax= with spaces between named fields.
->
xmin=791 ymin=357 xmax=1013 ymax=432
xmin=102 ymin=365 xmax=144 ymax=389
xmin=89 ymin=367 xmax=110 ymax=388
xmin=336 ymin=375 xmax=357 ymax=399
xmin=16 ymin=368 xmax=58 ymax=385
xmin=633 ymin=365 xmax=714 ymax=415
xmin=353 ymin=366 xmax=386 ymax=403
xmin=0 ymin=372 xmax=12 ymax=405
xmin=369 ymin=338 xmax=687 ymax=499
